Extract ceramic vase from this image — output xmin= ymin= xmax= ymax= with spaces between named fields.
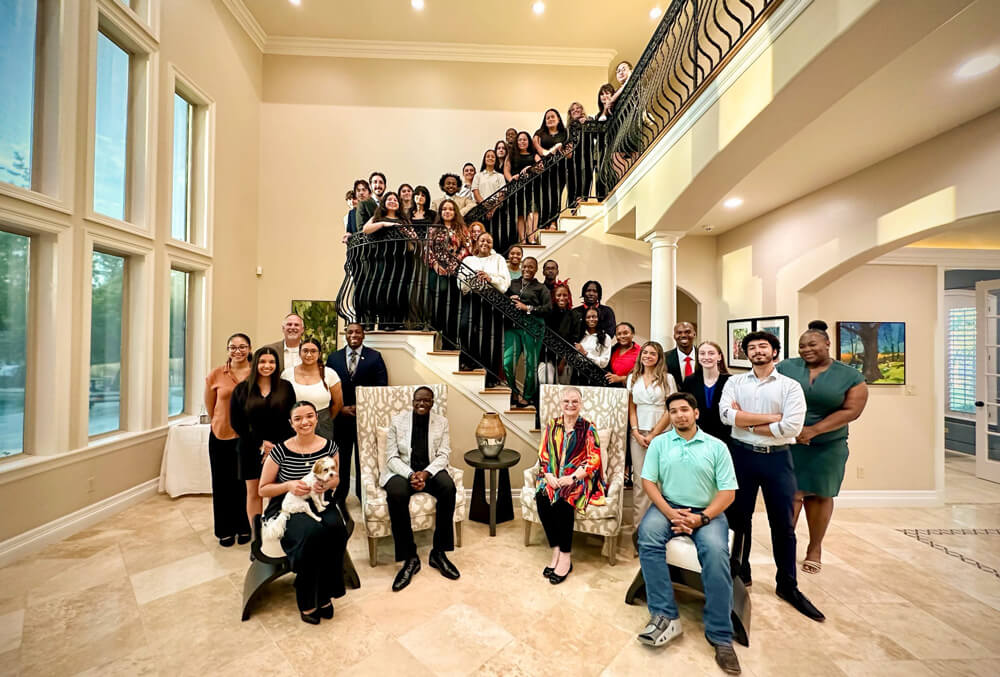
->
xmin=475 ymin=412 xmax=506 ymax=458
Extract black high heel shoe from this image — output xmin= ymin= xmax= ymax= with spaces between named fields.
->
xmin=548 ymin=563 xmax=573 ymax=585
xmin=319 ymin=603 xmax=334 ymax=619
xmin=300 ymin=609 xmax=321 ymax=625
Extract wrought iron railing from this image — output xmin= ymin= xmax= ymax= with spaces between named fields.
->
xmin=336 ymin=227 xmax=608 ymax=397
xmin=599 ymin=0 xmax=777 ymax=188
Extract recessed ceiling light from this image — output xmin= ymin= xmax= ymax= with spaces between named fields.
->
xmin=532 ymin=1 xmax=545 ymax=15
xmin=411 ymin=0 xmax=424 ymax=9
xmin=650 ymin=7 xmax=662 ymax=19
xmin=723 ymin=197 xmax=743 ymax=209
xmin=954 ymin=54 xmax=1000 ymax=80
xmin=288 ymin=0 xmax=301 ymax=5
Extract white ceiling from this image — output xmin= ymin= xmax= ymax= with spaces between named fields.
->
xmin=695 ymin=0 xmax=1000 ymax=234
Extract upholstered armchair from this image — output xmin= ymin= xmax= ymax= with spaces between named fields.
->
xmin=355 ymin=384 xmax=465 ymax=566
xmin=520 ymin=384 xmax=627 ymax=565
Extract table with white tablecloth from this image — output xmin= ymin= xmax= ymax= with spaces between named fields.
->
xmin=158 ymin=423 xmax=213 ymax=497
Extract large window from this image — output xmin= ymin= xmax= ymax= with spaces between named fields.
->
xmin=93 ymin=32 xmax=130 ymax=221
xmin=0 ymin=230 xmax=29 ymax=457
xmin=168 ymin=269 xmax=188 ymax=416
xmin=171 ymin=93 xmax=193 ymax=242
xmin=948 ymin=306 xmax=977 ymax=415
xmin=90 ymin=251 xmax=125 ymax=436
xmin=0 ymin=0 xmax=38 ymax=190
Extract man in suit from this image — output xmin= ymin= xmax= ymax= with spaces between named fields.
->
xmin=665 ymin=322 xmax=697 ymax=387
xmin=381 ymin=386 xmax=460 ymax=591
xmin=327 ymin=322 xmax=388 ymax=509
xmin=264 ymin=313 xmax=305 ymax=373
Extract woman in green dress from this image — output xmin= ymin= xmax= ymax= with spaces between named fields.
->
xmin=777 ymin=320 xmax=868 ymax=574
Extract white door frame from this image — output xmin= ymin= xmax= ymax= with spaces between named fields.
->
xmin=975 ymin=278 xmax=1000 ymax=483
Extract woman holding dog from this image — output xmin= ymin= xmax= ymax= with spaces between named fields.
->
xmin=259 ymin=401 xmax=348 ymax=624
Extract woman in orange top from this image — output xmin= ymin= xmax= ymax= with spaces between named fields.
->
xmin=204 ymin=332 xmax=253 ymax=547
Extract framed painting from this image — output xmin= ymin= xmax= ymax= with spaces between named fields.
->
xmin=291 ymin=300 xmax=339 ymax=358
xmin=836 ymin=321 xmax=905 ymax=385
xmin=756 ymin=315 xmax=790 ymax=361
xmin=727 ymin=319 xmax=754 ymax=369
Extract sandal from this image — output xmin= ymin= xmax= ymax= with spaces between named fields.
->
xmin=802 ymin=560 xmax=822 ymax=574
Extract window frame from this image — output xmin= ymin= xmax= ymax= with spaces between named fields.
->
xmin=165 ymin=252 xmax=210 ymax=422
xmin=0 ymin=228 xmax=33 ymax=459
xmin=166 ymin=66 xmax=215 ymax=252
xmin=945 ymin=289 xmax=977 ymax=421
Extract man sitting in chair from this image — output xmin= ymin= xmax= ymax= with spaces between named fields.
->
xmin=636 ymin=392 xmax=741 ymax=675
xmin=381 ymin=386 xmax=460 ymax=591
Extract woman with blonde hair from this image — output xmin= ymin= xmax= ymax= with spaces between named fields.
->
xmin=626 ymin=341 xmax=677 ymax=529
xmin=680 ymin=340 xmax=731 ymax=444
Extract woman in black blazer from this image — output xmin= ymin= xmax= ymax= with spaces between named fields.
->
xmin=680 ymin=340 xmax=730 ymax=445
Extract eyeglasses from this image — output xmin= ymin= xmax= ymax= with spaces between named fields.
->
xmin=228 ymin=345 xmax=250 ymax=352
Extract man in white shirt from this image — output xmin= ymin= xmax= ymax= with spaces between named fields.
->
xmin=458 ymin=163 xmax=476 ymax=200
xmin=665 ymin=322 xmax=697 ymax=386
xmin=264 ymin=313 xmax=304 ymax=373
xmin=719 ymin=331 xmax=824 ymax=622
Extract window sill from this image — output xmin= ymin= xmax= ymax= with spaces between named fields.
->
xmin=84 ymin=213 xmax=154 ymax=243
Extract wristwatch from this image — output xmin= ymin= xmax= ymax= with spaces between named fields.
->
xmin=700 ymin=513 xmax=710 ymax=526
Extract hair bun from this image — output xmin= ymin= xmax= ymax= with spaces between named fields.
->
xmin=808 ymin=320 xmax=828 ymax=331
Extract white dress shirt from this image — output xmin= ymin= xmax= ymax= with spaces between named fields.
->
xmin=283 ymin=342 xmax=302 ymax=370
xmin=472 ymin=170 xmax=506 ymax=199
xmin=719 ymin=367 xmax=806 ymax=446
xmin=579 ymin=332 xmax=614 ymax=369
xmin=677 ymin=347 xmax=696 ymax=379
xmin=458 ymin=252 xmax=511 ymax=293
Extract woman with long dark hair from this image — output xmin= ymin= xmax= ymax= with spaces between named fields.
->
xmin=230 ymin=346 xmax=296 ymax=524
xmin=204 ymin=332 xmax=253 ymax=546
xmin=533 ymin=108 xmax=569 ymax=233
xmin=398 ymin=183 xmax=414 ymax=215
xmin=565 ymin=101 xmax=594 ymax=209
xmin=504 ymin=131 xmax=540 ymax=244
xmin=361 ymin=191 xmax=412 ymax=329
xmin=538 ymin=283 xmax=581 ymax=387
xmin=426 ymin=200 xmax=471 ymax=349
xmin=575 ymin=307 xmax=613 ymax=370
xmin=473 ymin=149 xmax=506 ymax=204
xmin=409 ymin=185 xmax=436 ymax=225
xmin=282 ymin=337 xmax=343 ymax=440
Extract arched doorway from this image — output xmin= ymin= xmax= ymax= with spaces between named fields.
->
xmin=604 ymin=282 xmax=699 ymax=344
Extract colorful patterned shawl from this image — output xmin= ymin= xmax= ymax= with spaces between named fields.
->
xmin=536 ymin=416 xmax=606 ymax=515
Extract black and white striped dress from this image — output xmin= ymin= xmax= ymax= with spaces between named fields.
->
xmin=269 ymin=439 xmax=339 ymax=483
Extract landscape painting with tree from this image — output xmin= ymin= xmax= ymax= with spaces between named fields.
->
xmin=291 ymin=300 xmax=338 ymax=358
xmin=836 ymin=321 xmax=906 ymax=385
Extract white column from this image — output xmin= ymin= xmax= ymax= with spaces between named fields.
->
xmin=645 ymin=232 xmax=683 ymax=349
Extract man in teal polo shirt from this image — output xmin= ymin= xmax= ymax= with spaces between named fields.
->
xmin=637 ymin=392 xmax=741 ymax=675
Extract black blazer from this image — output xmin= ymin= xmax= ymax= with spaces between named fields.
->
xmin=681 ymin=371 xmax=731 ymax=445
xmin=326 ymin=345 xmax=388 ymax=409
xmin=666 ymin=347 xmax=700 ymax=389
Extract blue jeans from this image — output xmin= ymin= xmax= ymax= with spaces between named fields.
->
xmin=637 ymin=504 xmax=734 ymax=646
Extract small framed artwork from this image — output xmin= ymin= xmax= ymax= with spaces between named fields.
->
xmin=756 ymin=315 xmax=790 ymax=361
xmin=727 ymin=319 xmax=754 ymax=369
xmin=291 ymin=300 xmax=339 ymax=358
xmin=836 ymin=321 xmax=906 ymax=385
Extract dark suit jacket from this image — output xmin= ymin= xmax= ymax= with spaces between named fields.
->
xmin=326 ymin=345 xmax=388 ymax=408
xmin=263 ymin=339 xmax=289 ymax=373
xmin=681 ymin=371 xmax=731 ymax=445
xmin=666 ymin=347 xmax=699 ymax=389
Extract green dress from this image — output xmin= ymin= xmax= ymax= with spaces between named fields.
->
xmin=776 ymin=358 xmax=865 ymax=497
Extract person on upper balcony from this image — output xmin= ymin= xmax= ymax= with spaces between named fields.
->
xmin=431 ymin=173 xmax=475 ymax=216
xmin=605 ymin=60 xmax=633 ymax=115
xmin=458 ymin=163 xmax=476 ymax=200
xmin=597 ymin=83 xmax=616 ymax=122
xmin=566 ymin=102 xmax=595 ymax=209
xmin=572 ymin=280 xmax=617 ymax=338
xmin=504 ymin=130 xmax=541 ymax=244
xmin=409 ymin=185 xmax=436 ymax=225
xmin=533 ymin=108 xmax=569 ymax=233
xmin=342 ymin=189 xmax=358 ymax=243
xmin=473 ymin=149 xmax=506 ymax=204
xmin=504 ymin=255 xmax=551 ymax=409
xmin=398 ymin=183 xmax=414 ymax=216
xmin=369 ymin=171 xmax=387 ymax=206
xmin=352 ymin=179 xmax=378 ymax=235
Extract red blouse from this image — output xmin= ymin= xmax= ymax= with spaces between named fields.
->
xmin=609 ymin=342 xmax=641 ymax=376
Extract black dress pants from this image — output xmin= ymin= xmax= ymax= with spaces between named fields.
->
xmin=277 ymin=498 xmax=348 ymax=611
xmin=207 ymin=433 xmax=250 ymax=539
xmin=332 ymin=415 xmax=359 ymax=507
xmin=535 ymin=491 xmax=575 ymax=553
xmin=385 ymin=470 xmax=456 ymax=562
xmin=727 ymin=442 xmax=799 ymax=590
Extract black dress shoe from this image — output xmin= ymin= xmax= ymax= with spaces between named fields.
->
xmin=219 ymin=536 xmax=236 ymax=548
xmin=429 ymin=550 xmax=460 ymax=580
xmin=392 ymin=558 xmax=421 ymax=591
xmin=548 ymin=563 xmax=573 ymax=584
xmin=776 ymin=585 xmax=825 ymax=621
xmin=237 ymin=533 xmax=251 ymax=545
xmin=300 ymin=609 xmax=321 ymax=625
xmin=543 ymin=567 xmax=554 ymax=578
xmin=319 ymin=603 xmax=334 ymax=619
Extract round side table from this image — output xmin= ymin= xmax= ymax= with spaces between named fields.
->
xmin=464 ymin=449 xmax=521 ymax=536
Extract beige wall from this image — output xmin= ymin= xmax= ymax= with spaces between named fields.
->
xmin=812 ymin=264 xmax=937 ymax=491
xmin=603 ymin=283 xmax=699 ymax=347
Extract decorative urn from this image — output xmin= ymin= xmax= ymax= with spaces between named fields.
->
xmin=475 ymin=413 xmax=506 ymax=458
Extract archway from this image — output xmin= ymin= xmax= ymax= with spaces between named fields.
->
xmin=605 ymin=282 xmax=699 ymax=344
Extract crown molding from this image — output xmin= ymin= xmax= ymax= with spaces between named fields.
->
xmin=872 ymin=247 xmax=1000 ymax=268
xmin=263 ymin=36 xmax=617 ymax=67
xmin=220 ymin=0 xmax=266 ymax=51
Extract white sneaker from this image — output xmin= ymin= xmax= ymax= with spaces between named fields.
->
xmin=637 ymin=615 xmax=682 ymax=646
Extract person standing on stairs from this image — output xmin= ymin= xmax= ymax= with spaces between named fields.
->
xmin=572 ymin=280 xmax=616 ymax=338
xmin=426 ymin=200 xmax=471 ymax=352
xmin=431 ymin=173 xmax=475 ymax=216
xmin=504 ymin=131 xmax=540 ymax=244
xmin=369 ymin=171 xmax=387 ymax=206
xmin=473 ymin=149 xmax=506 ymax=205
xmin=665 ymin=321 xmax=698 ymax=388
xmin=458 ymin=163 xmax=476 ymax=200
xmin=458 ymin=232 xmax=510 ymax=384
xmin=504 ymin=256 xmax=551 ymax=409
xmin=533 ymin=109 xmax=569 ymax=234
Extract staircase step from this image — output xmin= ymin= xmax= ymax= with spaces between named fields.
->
xmin=505 ymin=407 xmax=537 ymax=414
xmin=530 ymin=428 xmax=541 ymax=433
xmin=480 ymin=387 xmax=512 ymax=394
xmin=560 ymin=214 xmax=587 ymax=220
xmin=428 ymin=350 xmax=460 ymax=356
xmin=521 ymin=244 xmax=546 ymax=250
xmin=453 ymin=369 xmax=486 ymax=375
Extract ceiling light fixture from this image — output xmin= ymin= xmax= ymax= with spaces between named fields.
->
xmin=411 ymin=0 xmax=424 ymax=9
xmin=288 ymin=0 xmax=301 ymax=5
xmin=954 ymin=53 xmax=1000 ymax=80
xmin=532 ymin=1 xmax=545 ymax=15
xmin=650 ymin=7 xmax=662 ymax=19
xmin=723 ymin=197 xmax=743 ymax=209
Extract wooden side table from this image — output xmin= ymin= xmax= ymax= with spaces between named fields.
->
xmin=464 ymin=449 xmax=520 ymax=536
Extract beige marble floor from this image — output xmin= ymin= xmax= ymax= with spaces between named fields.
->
xmin=3 ymin=454 xmax=1000 ymax=676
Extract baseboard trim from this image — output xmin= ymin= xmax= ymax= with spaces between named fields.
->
xmin=834 ymin=490 xmax=940 ymax=508
xmin=0 ymin=478 xmax=159 ymax=567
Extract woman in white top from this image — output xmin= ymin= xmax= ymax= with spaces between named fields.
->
xmin=458 ymin=232 xmax=510 ymax=381
xmin=626 ymin=341 xmax=677 ymax=530
xmin=281 ymin=338 xmax=343 ymax=440
xmin=575 ymin=307 xmax=614 ymax=368
xmin=473 ymin=149 xmax=506 ymax=204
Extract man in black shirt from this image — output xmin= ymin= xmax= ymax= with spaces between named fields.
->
xmin=542 ymin=259 xmax=560 ymax=294
xmin=571 ymin=280 xmax=616 ymax=338
xmin=379 ymin=387 xmax=459 ymax=591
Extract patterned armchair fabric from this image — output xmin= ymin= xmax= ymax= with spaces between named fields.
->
xmin=520 ymin=384 xmax=628 ymax=564
xmin=356 ymin=384 xmax=465 ymax=566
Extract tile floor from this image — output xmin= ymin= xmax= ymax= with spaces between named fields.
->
xmin=2 ymin=453 xmax=1000 ymax=676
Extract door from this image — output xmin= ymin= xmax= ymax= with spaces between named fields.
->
xmin=975 ymin=278 xmax=1000 ymax=483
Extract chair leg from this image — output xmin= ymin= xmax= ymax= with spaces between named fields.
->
xmin=606 ymin=534 xmax=617 ymax=566
xmin=368 ymin=536 xmax=378 ymax=567
xmin=625 ymin=568 xmax=646 ymax=605
xmin=455 ymin=520 xmax=462 ymax=548
xmin=241 ymin=558 xmax=291 ymax=621
xmin=523 ymin=520 xmax=531 ymax=546
xmin=343 ymin=550 xmax=362 ymax=590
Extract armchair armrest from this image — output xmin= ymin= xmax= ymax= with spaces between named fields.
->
xmin=523 ymin=466 xmax=539 ymax=491
xmin=446 ymin=465 xmax=465 ymax=494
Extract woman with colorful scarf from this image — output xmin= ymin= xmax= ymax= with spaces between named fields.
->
xmin=534 ymin=386 xmax=607 ymax=584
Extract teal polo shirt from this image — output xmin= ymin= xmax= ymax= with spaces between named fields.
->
xmin=640 ymin=428 xmax=738 ymax=509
